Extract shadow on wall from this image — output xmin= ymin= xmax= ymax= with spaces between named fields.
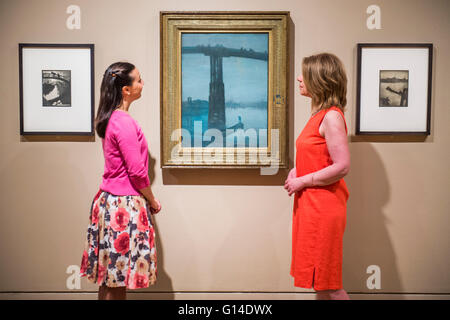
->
xmin=287 ymin=15 xmax=296 ymax=173
xmin=162 ymin=168 xmax=289 ymax=186
xmin=129 ymin=151 xmax=174 ymax=299
xmin=343 ymin=143 xmax=403 ymax=297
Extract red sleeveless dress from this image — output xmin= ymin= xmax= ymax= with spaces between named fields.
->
xmin=290 ymin=106 xmax=349 ymax=290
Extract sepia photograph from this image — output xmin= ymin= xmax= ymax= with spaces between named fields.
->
xmin=19 ymin=43 xmax=94 ymax=135
xmin=357 ymin=43 xmax=432 ymax=134
xmin=42 ymin=70 xmax=72 ymax=107
xmin=379 ymin=70 xmax=409 ymax=107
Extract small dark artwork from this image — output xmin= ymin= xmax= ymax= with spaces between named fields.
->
xmin=379 ymin=70 xmax=409 ymax=107
xmin=42 ymin=70 xmax=71 ymax=107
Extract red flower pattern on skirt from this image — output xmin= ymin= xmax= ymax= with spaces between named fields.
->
xmin=92 ymin=205 xmax=99 ymax=225
xmin=110 ymin=207 xmax=130 ymax=232
xmin=137 ymin=206 xmax=149 ymax=232
xmin=80 ymin=189 xmax=157 ymax=289
xmin=114 ymin=232 xmax=130 ymax=255
xmin=97 ymin=264 xmax=107 ymax=284
xmin=132 ymin=272 xmax=149 ymax=289
xmin=81 ymin=250 xmax=88 ymax=271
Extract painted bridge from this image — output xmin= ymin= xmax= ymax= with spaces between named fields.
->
xmin=182 ymin=44 xmax=268 ymax=131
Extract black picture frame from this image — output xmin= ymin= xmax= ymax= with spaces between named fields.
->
xmin=356 ymin=43 xmax=433 ymax=135
xmin=19 ymin=43 xmax=95 ymax=136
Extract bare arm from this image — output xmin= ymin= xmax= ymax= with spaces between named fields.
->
xmin=139 ymin=185 xmax=156 ymax=202
xmin=284 ymin=110 xmax=350 ymax=195
xmin=302 ymin=110 xmax=350 ymax=187
xmin=139 ymin=185 xmax=162 ymax=214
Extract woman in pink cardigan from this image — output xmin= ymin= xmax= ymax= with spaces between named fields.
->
xmin=80 ymin=62 xmax=161 ymax=300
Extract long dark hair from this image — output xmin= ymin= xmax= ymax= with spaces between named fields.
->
xmin=95 ymin=62 xmax=135 ymax=138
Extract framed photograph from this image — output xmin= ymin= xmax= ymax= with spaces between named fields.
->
xmin=160 ymin=12 xmax=289 ymax=168
xmin=19 ymin=43 xmax=95 ymax=135
xmin=356 ymin=43 xmax=432 ymax=135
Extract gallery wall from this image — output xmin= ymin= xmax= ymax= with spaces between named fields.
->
xmin=0 ymin=0 xmax=449 ymax=298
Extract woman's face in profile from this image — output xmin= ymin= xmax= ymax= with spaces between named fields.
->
xmin=297 ymin=74 xmax=309 ymax=97
xmin=127 ymin=68 xmax=144 ymax=100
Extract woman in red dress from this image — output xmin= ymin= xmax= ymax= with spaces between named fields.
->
xmin=284 ymin=53 xmax=351 ymax=300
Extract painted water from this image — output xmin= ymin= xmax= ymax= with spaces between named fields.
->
xmin=181 ymin=33 xmax=268 ymax=147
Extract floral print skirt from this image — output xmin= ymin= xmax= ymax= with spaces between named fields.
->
xmin=80 ymin=188 xmax=157 ymax=289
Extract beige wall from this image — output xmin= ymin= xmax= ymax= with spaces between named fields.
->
xmin=0 ymin=0 xmax=449 ymax=297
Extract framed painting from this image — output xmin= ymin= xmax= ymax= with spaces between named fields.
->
xmin=356 ymin=43 xmax=433 ymax=135
xmin=160 ymin=11 xmax=289 ymax=168
xmin=19 ymin=43 xmax=95 ymax=135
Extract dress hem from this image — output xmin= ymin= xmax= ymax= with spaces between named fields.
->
xmin=290 ymin=272 xmax=342 ymax=291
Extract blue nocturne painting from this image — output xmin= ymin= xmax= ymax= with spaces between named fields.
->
xmin=181 ymin=33 xmax=268 ymax=148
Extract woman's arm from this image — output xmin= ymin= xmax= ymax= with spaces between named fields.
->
xmin=139 ymin=185 xmax=156 ymax=202
xmin=303 ymin=110 xmax=350 ymax=186
xmin=139 ymin=185 xmax=161 ymax=214
xmin=114 ymin=117 xmax=161 ymax=213
xmin=114 ymin=116 xmax=150 ymax=191
xmin=285 ymin=110 xmax=350 ymax=195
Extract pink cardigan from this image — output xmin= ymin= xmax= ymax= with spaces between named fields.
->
xmin=99 ymin=110 xmax=150 ymax=196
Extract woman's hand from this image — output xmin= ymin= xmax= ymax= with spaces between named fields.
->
xmin=286 ymin=167 xmax=297 ymax=182
xmin=284 ymin=177 xmax=306 ymax=196
xmin=148 ymin=198 xmax=162 ymax=214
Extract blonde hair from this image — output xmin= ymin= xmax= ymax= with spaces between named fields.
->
xmin=301 ymin=52 xmax=347 ymax=112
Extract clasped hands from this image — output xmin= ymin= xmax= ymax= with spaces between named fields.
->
xmin=284 ymin=168 xmax=307 ymax=196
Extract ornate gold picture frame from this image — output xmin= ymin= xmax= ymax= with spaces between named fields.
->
xmin=160 ymin=11 xmax=289 ymax=168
